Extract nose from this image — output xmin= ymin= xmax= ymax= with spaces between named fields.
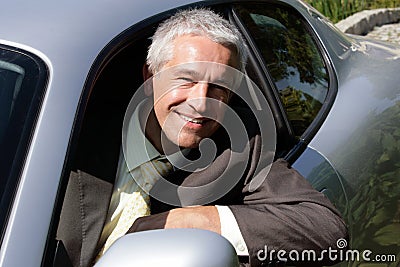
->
xmin=187 ymin=82 xmax=209 ymax=113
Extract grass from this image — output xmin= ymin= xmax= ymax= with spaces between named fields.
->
xmin=303 ymin=0 xmax=400 ymax=23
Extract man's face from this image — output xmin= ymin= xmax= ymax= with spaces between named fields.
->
xmin=149 ymin=35 xmax=239 ymax=150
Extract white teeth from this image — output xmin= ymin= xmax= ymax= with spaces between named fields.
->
xmin=180 ymin=114 xmax=204 ymax=124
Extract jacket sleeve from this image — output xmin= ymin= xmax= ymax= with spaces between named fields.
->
xmin=229 ymin=158 xmax=348 ymax=266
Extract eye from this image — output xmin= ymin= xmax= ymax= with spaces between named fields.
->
xmin=209 ymin=83 xmax=228 ymax=91
xmin=178 ymin=77 xmax=193 ymax=82
xmin=176 ymin=77 xmax=197 ymax=88
xmin=209 ymin=83 xmax=230 ymax=100
xmin=209 ymin=83 xmax=229 ymax=93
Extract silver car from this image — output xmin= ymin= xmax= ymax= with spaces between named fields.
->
xmin=0 ymin=0 xmax=399 ymax=266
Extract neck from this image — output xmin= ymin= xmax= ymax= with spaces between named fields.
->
xmin=144 ymin=109 xmax=180 ymax=155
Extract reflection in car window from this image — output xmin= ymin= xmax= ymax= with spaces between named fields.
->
xmin=235 ymin=4 xmax=329 ymax=137
xmin=0 ymin=46 xmax=48 ymax=242
xmin=0 ymin=61 xmax=25 ymax=140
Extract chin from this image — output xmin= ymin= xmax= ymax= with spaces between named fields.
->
xmin=178 ymin=140 xmax=201 ymax=149
xmin=177 ymin=135 xmax=204 ymax=149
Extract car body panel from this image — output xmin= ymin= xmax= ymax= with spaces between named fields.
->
xmin=292 ymin=147 xmax=347 ymax=212
xmin=310 ymin=37 xmax=400 ymax=158
xmin=306 ymin=36 xmax=400 ymax=263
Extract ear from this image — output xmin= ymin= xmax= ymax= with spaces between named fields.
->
xmin=143 ymin=64 xmax=153 ymax=96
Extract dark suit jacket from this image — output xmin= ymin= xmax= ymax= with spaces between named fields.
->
xmin=57 ymin=109 xmax=348 ymax=267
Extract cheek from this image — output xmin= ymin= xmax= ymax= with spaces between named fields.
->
xmin=153 ymin=76 xmax=186 ymax=101
xmin=209 ymin=98 xmax=229 ymax=119
xmin=153 ymin=90 xmax=185 ymax=124
xmin=154 ymin=89 xmax=186 ymax=109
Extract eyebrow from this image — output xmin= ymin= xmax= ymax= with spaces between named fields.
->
xmin=172 ymin=68 xmax=200 ymax=79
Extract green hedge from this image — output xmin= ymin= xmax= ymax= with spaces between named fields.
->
xmin=304 ymin=0 xmax=400 ymax=23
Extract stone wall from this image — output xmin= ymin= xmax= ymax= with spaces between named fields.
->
xmin=335 ymin=8 xmax=400 ymax=35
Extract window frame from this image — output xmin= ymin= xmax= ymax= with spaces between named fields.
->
xmin=0 ymin=44 xmax=49 ymax=246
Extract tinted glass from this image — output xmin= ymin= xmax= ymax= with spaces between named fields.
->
xmin=0 ymin=46 xmax=48 ymax=242
xmin=235 ymin=3 xmax=329 ymax=137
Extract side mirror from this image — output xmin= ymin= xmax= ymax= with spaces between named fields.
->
xmin=94 ymin=229 xmax=240 ymax=267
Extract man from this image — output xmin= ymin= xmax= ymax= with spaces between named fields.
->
xmin=58 ymin=8 xmax=348 ymax=267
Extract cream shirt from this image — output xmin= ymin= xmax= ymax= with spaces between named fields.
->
xmin=99 ymin=100 xmax=248 ymax=256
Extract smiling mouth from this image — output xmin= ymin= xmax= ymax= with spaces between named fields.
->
xmin=178 ymin=113 xmax=208 ymax=125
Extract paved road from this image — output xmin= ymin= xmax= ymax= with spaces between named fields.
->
xmin=366 ymin=22 xmax=400 ymax=45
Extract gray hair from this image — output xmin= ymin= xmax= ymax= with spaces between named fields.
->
xmin=147 ymin=8 xmax=248 ymax=74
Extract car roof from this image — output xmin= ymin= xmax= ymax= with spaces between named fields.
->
xmin=0 ymin=0 xmax=199 ymax=62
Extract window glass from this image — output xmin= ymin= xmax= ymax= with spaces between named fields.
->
xmin=0 ymin=46 xmax=48 ymax=241
xmin=235 ymin=3 xmax=329 ymax=137
xmin=0 ymin=61 xmax=25 ymax=140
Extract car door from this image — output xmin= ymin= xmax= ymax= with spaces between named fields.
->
xmin=232 ymin=2 xmax=399 ymax=266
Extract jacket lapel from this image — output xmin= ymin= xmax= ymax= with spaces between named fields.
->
xmin=78 ymin=171 xmax=113 ymax=266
